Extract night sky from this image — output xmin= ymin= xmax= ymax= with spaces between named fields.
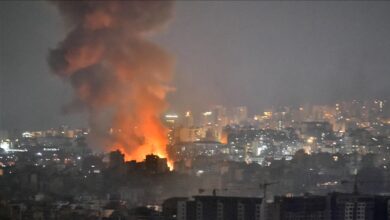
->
xmin=1 ymin=1 xmax=390 ymax=130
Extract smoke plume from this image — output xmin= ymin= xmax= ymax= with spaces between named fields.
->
xmin=48 ymin=0 xmax=175 ymax=161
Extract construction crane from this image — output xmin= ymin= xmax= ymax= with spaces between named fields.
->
xmin=340 ymin=174 xmax=383 ymax=220
xmin=341 ymin=173 xmax=381 ymax=195
xmin=198 ymin=180 xmax=279 ymax=199
xmin=341 ymin=174 xmax=360 ymax=194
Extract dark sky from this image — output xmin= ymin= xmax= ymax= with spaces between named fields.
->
xmin=1 ymin=1 xmax=390 ymax=130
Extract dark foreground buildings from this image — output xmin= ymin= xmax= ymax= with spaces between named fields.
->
xmin=268 ymin=192 xmax=390 ymax=220
xmin=2 ymin=192 xmax=390 ymax=219
xmin=172 ymin=192 xmax=390 ymax=220
xmin=176 ymin=196 xmax=262 ymax=220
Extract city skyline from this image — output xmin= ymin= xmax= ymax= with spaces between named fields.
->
xmin=1 ymin=1 xmax=390 ymax=130
xmin=1 ymin=1 xmax=390 ymax=218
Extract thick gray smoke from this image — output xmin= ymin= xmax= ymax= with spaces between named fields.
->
xmin=48 ymin=0 xmax=175 ymax=161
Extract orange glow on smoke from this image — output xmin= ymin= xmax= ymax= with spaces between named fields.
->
xmin=107 ymin=103 xmax=173 ymax=169
xmin=84 ymin=10 xmax=113 ymax=30
xmin=106 ymin=66 xmax=173 ymax=168
xmin=64 ymin=43 xmax=105 ymax=76
xmin=49 ymin=1 xmax=175 ymax=169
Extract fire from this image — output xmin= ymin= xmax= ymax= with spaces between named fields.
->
xmin=111 ymin=142 xmax=173 ymax=170
xmin=220 ymin=131 xmax=228 ymax=144
xmin=49 ymin=1 xmax=175 ymax=167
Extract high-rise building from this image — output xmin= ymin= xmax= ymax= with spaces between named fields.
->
xmin=268 ymin=193 xmax=384 ymax=220
xmin=271 ymin=195 xmax=327 ymax=220
xmin=328 ymin=192 xmax=375 ymax=220
xmin=178 ymin=127 xmax=202 ymax=142
xmin=164 ymin=113 xmax=180 ymax=129
xmin=213 ymin=105 xmax=228 ymax=127
xmin=183 ymin=111 xmax=194 ymax=127
xmin=177 ymin=196 xmax=262 ymax=220
xmin=201 ymin=111 xmax=214 ymax=126
xmin=231 ymin=106 xmax=248 ymax=124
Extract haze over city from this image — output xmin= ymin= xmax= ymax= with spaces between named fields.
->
xmin=1 ymin=1 xmax=390 ymax=220
xmin=1 ymin=1 xmax=390 ymax=130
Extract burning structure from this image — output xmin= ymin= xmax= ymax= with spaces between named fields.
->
xmin=48 ymin=0 xmax=175 ymax=162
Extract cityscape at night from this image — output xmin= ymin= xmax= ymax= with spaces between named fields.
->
xmin=1 ymin=1 xmax=390 ymax=220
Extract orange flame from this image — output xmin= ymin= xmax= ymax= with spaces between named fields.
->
xmin=49 ymin=1 xmax=175 ymax=168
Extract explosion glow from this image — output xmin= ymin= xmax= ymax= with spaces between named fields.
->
xmin=48 ymin=0 xmax=175 ymax=166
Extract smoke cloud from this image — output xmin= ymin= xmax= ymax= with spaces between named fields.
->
xmin=48 ymin=0 xmax=175 ymax=161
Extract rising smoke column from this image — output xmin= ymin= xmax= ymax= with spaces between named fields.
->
xmin=48 ymin=0 xmax=175 ymax=161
